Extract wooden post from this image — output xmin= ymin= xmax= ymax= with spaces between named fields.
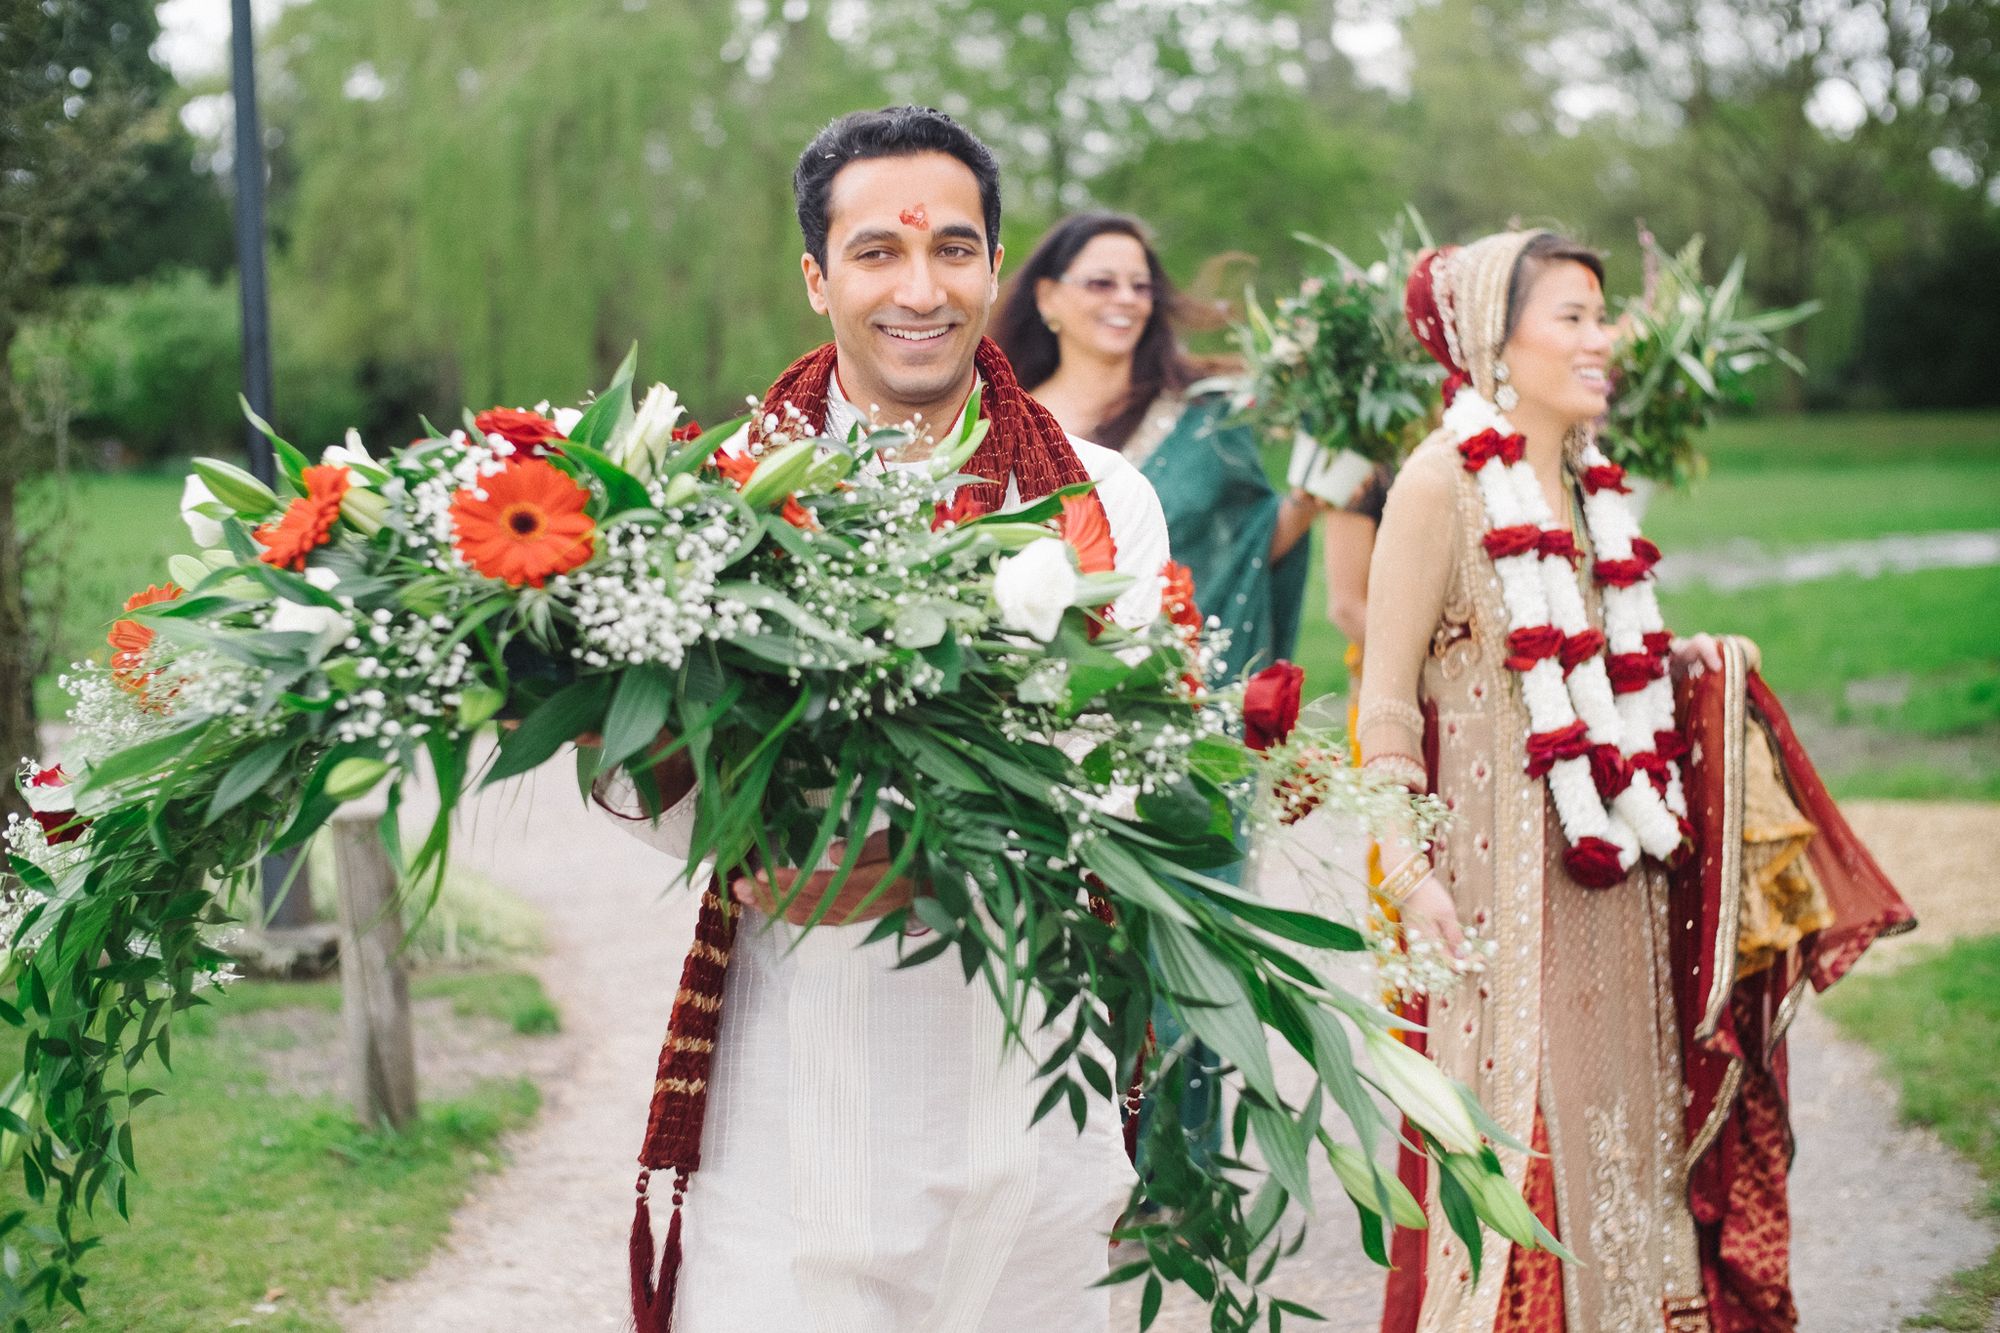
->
xmin=330 ymin=806 xmax=417 ymax=1131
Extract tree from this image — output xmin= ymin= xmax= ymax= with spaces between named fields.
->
xmin=253 ymin=0 xmax=1330 ymax=428
xmin=1559 ymin=0 xmax=1996 ymax=399
xmin=0 ymin=0 xmax=184 ymax=827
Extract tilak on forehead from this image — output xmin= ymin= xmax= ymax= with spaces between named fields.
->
xmin=898 ymin=204 xmax=929 ymax=230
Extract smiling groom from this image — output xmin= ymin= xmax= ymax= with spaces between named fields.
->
xmin=614 ymin=106 xmax=1171 ymax=1333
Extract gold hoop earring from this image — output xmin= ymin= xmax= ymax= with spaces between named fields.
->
xmin=1044 ymin=316 xmax=1062 ymax=334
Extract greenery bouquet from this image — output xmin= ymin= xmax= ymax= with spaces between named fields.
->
xmin=2 ymin=353 xmax=1552 ymax=1328
xmin=1604 ymin=229 xmax=1819 ymax=487
xmin=1230 ymin=212 xmax=1440 ymax=507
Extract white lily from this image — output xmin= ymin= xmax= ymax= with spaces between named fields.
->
xmin=179 ymin=474 xmax=226 ymax=548
xmin=323 ymin=428 xmax=374 ymax=471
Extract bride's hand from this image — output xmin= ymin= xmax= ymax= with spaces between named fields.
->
xmin=1399 ymin=876 xmax=1464 ymax=960
xmin=1670 ymin=633 xmax=1723 ymax=677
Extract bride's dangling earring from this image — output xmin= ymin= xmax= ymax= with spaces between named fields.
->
xmin=1494 ymin=359 xmax=1519 ymax=412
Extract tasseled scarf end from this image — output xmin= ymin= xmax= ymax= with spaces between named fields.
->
xmin=630 ymin=1168 xmax=685 ymax=1333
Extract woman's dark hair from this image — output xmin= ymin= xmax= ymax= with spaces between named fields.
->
xmin=793 ymin=106 xmax=1002 ymax=271
xmin=1503 ymin=232 xmax=1608 ymax=342
xmin=991 ymin=212 xmax=1215 ymax=452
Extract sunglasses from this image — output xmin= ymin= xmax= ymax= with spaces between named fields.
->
xmin=1060 ymin=273 xmax=1155 ymax=301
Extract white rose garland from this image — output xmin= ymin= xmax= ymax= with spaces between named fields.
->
xmin=1441 ymin=391 xmax=1691 ymax=887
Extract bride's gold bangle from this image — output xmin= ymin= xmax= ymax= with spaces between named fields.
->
xmin=1379 ymin=852 xmax=1432 ymax=905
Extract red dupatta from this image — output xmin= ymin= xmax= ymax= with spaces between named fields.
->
xmin=1671 ymin=637 xmax=1915 ymax=1330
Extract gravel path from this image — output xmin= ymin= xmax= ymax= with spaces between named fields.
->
xmin=337 ymin=777 xmax=1996 ymax=1331
xmin=1654 ymin=527 xmax=2000 ymax=592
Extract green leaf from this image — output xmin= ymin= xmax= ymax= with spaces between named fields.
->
xmin=485 ymin=677 xmax=614 ymax=785
xmin=1435 ymin=1155 xmax=1484 ymax=1279
xmin=203 ymin=738 xmax=294 ymax=824
xmin=1151 ymin=919 xmax=1276 ymax=1096
xmin=1246 ymin=1099 xmax=1314 ymax=1209
xmin=881 ymin=722 xmax=992 ymax=794
xmin=567 ymin=343 xmax=639 ymax=450
xmin=1187 ymin=878 xmax=1365 ymax=952
xmin=598 ymin=665 xmax=674 ymax=773
xmin=891 ymin=602 xmax=948 ymax=650
xmin=74 ymin=719 xmax=214 ymax=796
xmin=562 ymin=439 xmax=651 ymax=515
xmin=237 ymin=397 xmax=307 ymax=490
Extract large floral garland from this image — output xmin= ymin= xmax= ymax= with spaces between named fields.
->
xmin=1442 ymin=389 xmax=1693 ymax=887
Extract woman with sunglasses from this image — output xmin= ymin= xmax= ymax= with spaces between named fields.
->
xmin=994 ymin=213 xmax=1321 ymax=684
xmin=994 ymin=213 xmax=1323 ymax=1178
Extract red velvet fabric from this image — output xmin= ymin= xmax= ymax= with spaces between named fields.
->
xmin=1495 ymin=1110 xmax=1566 ymax=1331
xmin=1671 ymin=660 xmax=1914 ymax=1331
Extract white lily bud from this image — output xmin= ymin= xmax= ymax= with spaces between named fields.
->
xmin=1362 ymin=1028 xmax=1482 ymax=1155
xmin=1327 ymin=1141 xmax=1426 ymax=1228
xmin=340 ymin=487 xmax=389 ymax=537
xmin=608 ymin=383 xmax=687 ymax=482
xmin=191 ymin=457 xmax=280 ymax=517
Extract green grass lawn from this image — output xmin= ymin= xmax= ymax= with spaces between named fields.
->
xmin=1645 ymin=411 xmax=2000 ymax=551
xmin=1 ymin=968 xmax=555 ymax=1331
xmin=1822 ymin=935 xmax=2000 ymax=1328
xmin=1659 ymin=565 xmax=2000 ymax=731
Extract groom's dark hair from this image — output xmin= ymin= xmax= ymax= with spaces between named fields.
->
xmin=794 ymin=106 xmax=1002 ymax=271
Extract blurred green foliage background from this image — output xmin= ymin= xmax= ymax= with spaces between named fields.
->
xmin=12 ymin=0 xmax=2000 ymax=457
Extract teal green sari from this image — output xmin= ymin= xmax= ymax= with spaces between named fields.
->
xmin=1133 ymin=392 xmax=1310 ymax=1173
xmin=1138 ymin=393 xmax=1310 ymax=682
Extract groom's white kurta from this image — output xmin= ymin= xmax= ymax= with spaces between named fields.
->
xmin=615 ymin=388 xmax=1171 ymax=1333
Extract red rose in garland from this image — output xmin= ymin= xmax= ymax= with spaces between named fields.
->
xmin=1243 ymin=661 xmax=1305 ymax=752
xmin=474 ymin=407 xmax=567 ymax=457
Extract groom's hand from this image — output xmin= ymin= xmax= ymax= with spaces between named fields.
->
xmin=731 ymin=829 xmax=916 ymax=926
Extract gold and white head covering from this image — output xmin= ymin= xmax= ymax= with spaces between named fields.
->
xmin=1404 ymin=229 xmax=1547 ymax=406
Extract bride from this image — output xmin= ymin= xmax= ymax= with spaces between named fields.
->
xmin=1355 ymin=229 xmax=1911 ymax=1331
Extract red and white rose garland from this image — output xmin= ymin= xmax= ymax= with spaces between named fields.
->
xmin=1443 ymin=389 xmax=1693 ymax=888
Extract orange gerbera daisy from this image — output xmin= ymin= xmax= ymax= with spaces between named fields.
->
xmin=109 ymin=582 xmax=184 ymax=691
xmin=256 ymin=465 xmax=352 ymax=571
xmin=450 ymin=457 xmax=595 ymax=587
xmin=1057 ymin=492 xmax=1116 ymax=574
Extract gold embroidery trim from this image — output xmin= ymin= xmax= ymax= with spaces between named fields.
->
xmin=1698 ymin=636 xmax=1749 ymax=1044
xmin=1684 ymin=1057 xmax=1743 ymax=1176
